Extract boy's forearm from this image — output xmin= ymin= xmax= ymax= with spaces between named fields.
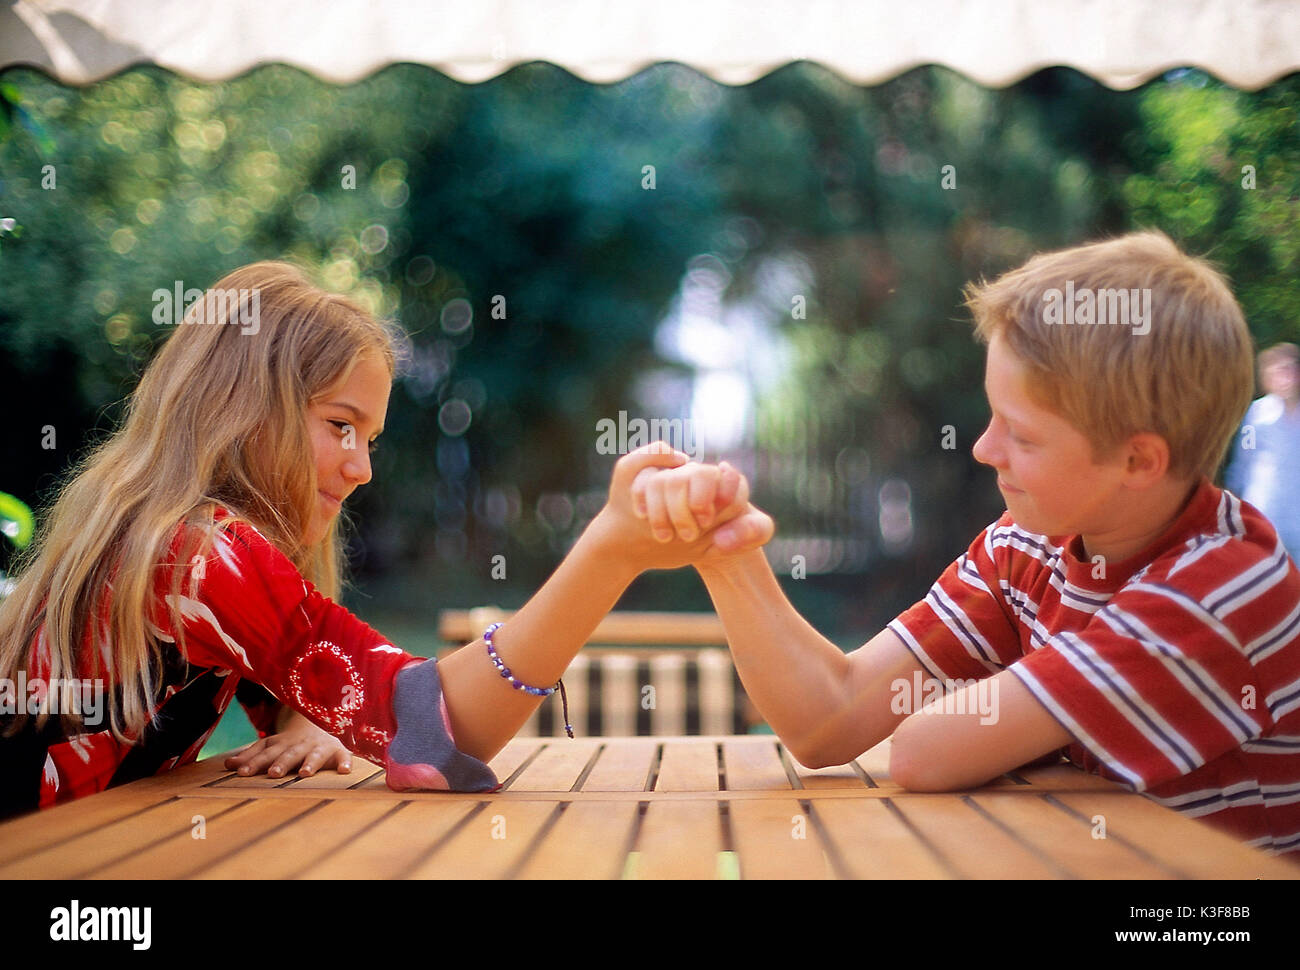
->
xmin=695 ymin=550 xmax=855 ymax=765
xmin=436 ymin=512 xmax=640 ymax=761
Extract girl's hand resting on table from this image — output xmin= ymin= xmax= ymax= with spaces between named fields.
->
xmin=224 ymin=706 xmax=353 ymax=778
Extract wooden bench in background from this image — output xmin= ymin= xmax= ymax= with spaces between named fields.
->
xmin=437 ymin=608 xmax=760 ymax=737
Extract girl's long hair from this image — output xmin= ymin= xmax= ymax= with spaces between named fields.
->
xmin=0 ymin=261 xmax=404 ymax=741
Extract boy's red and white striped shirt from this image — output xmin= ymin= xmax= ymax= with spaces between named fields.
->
xmin=888 ymin=478 xmax=1300 ymax=858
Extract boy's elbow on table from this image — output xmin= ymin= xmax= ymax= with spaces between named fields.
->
xmin=786 ymin=742 xmax=840 ymax=772
xmin=783 ymin=726 xmax=964 ymax=786
xmin=889 ymin=742 xmax=950 ymax=792
xmin=888 ymin=718 xmax=979 ymax=792
xmin=782 ymin=714 xmax=873 ymax=771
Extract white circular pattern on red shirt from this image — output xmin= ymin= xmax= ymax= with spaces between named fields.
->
xmin=358 ymin=723 xmax=392 ymax=750
xmin=286 ymin=640 xmax=366 ymax=736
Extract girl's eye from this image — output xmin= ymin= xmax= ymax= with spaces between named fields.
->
xmin=329 ymin=420 xmax=378 ymax=453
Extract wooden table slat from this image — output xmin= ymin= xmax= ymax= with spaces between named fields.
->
xmin=180 ymin=799 xmax=401 ymax=879
xmin=209 ymin=771 xmax=302 ymax=790
xmin=294 ymin=801 xmax=481 ymax=880
xmin=1 ymin=756 xmax=233 ymax=861
xmin=2 ymin=797 xmax=306 ymax=880
xmin=969 ymin=792 xmax=1178 ymax=879
xmin=489 ymin=737 xmax=548 ymax=784
xmin=91 ymin=799 xmax=373 ymax=879
xmin=1051 ymin=792 xmax=1300 ymax=880
xmin=813 ymin=799 xmax=954 ymax=879
xmin=405 ymin=800 xmax=558 ymax=879
xmin=504 ymin=739 xmax=602 ymax=792
xmin=786 ymin=753 xmax=868 ymax=790
xmin=582 ymin=739 xmax=657 ymax=791
xmin=635 ymin=800 xmax=722 ymax=879
xmin=888 ymin=796 xmax=1066 ymax=879
xmin=722 ymin=737 xmax=791 ymax=791
xmin=654 ymin=739 xmax=720 ymax=792
xmin=2 ymin=791 xmax=185 ymax=861
xmin=729 ymin=798 xmax=831 ymax=879
xmin=514 ymin=801 xmax=640 ymax=879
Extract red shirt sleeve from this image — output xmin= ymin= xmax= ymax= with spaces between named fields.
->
xmin=1009 ymin=545 xmax=1281 ymax=792
xmin=150 ymin=513 xmax=418 ymax=764
xmin=887 ymin=515 xmax=1024 ymax=681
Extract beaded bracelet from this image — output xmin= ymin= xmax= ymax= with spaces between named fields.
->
xmin=483 ymin=622 xmax=573 ymax=738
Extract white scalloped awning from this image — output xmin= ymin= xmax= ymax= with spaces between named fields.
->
xmin=1 ymin=0 xmax=1298 ymax=89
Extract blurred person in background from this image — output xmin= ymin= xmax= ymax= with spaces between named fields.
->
xmin=1226 ymin=342 xmax=1300 ymax=561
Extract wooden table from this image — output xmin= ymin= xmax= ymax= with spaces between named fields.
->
xmin=4 ymin=736 xmax=1298 ymax=879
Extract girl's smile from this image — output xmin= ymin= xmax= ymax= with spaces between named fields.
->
xmin=305 ymin=353 xmax=391 ymax=546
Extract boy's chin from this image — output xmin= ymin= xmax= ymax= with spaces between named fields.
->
xmin=1002 ymin=502 xmax=1049 ymax=536
xmin=1005 ymin=509 xmax=1072 ymax=541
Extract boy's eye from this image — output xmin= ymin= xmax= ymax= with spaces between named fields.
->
xmin=1000 ymin=421 xmax=1031 ymax=446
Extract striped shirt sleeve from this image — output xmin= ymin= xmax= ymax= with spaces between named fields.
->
xmin=887 ymin=518 xmax=1023 ymax=682
xmin=1009 ymin=546 xmax=1282 ymax=793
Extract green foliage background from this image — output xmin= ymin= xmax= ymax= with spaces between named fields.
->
xmin=1 ymin=62 xmax=1297 ymax=668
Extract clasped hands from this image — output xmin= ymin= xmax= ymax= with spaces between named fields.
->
xmin=600 ymin=441 xmax=775 ymax=570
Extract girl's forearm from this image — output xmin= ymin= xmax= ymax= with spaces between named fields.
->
xmin=695 ymin=550 xmax=854 ymax=765
xmin=274 ymin=703 xmax=295 ymax=732
xmin=435 ymin=512 xmax=639 ymax=762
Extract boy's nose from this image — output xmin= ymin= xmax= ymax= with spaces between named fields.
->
xmin=972 ymin=426 xmax=998 ymax=467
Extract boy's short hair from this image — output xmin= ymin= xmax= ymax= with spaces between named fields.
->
xmin=964 ymin=231 xmax=1254 ymax=481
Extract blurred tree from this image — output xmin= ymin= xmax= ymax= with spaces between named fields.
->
xmin=1122 ymin=70 xmax=1300 ymax=351
xmin=1 ymin=62 xmax=1296 ymax=640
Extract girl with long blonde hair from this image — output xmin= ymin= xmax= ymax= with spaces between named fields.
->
xmin=0 ymin=261 xmax=761 ymax=816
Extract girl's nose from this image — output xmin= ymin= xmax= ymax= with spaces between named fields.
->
xmin=343 ymin=451 xmax=372 ymax=486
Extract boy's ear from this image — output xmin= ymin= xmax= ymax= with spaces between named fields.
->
xmin=1122 ymin=432 xmax=1170 ymax=486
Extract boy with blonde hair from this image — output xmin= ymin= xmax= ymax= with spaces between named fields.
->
xmin=635 ymin=231 xmax=1300 ymax=858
